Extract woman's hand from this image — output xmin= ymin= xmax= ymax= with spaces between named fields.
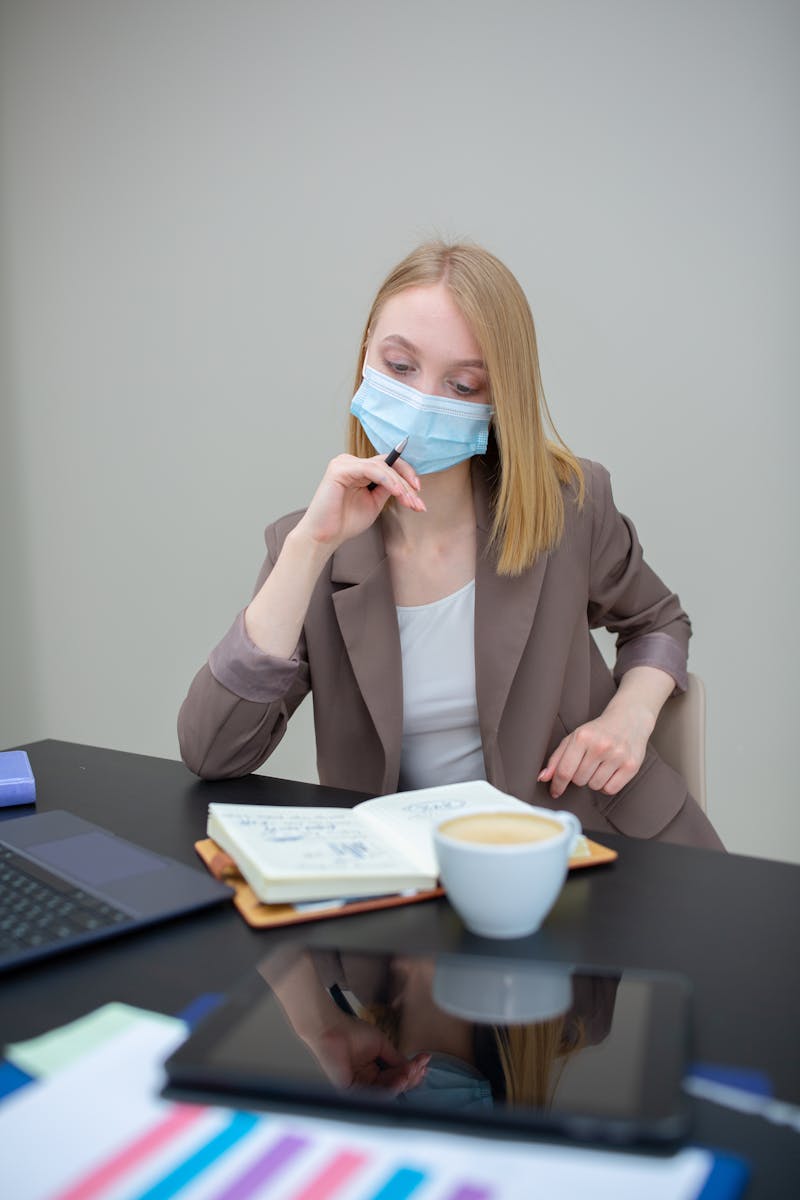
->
xmin=309 ymin=1013 xmax=430 ymax=1095
xmin=244 ymin=453 xmax=424 ymax=659
xmin=262 ymin=950 xmax=429 ymax=1096
xmin=538 ymin=706 xmax=652 ymax=800
xmin=295 ymin=453 xmax=425 ymax=552
xmin=538 ymin=666 xmax=675 ymax=800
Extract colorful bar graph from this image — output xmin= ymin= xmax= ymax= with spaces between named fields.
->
xmin=46 ymin=1099 xmax=498 ymax=1200
xmin=214 ymin=1133 xmax=309 ymax=1200
xmin=52 ymin=1105 xmax=206 ymax=1200
xmin=133 ymin=1110 xmax=261 ymax=1200
xmin=445 ymin=1186 xmax=494 ymax=1200
xmin=368 ymin=1166 xmax=427 ymax=1200
xmin=291 ymin=1149 xmax=369 ymax=1200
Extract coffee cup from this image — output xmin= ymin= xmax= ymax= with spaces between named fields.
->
xmin=433 ymin=956 xmax=575 ymax=1023
xmin=433 ymin=807 xmax=581 ymax=939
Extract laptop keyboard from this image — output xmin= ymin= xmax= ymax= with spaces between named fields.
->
xmin=0 ymin=842 xmax=130 ymax=956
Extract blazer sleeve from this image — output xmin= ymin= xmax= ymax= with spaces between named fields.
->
xmin=177 ymin=521 xmax=311 ymax=779
xmin=585 ymin=461 xmax=691 ymax=693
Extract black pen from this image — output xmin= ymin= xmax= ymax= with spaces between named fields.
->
xmin=367 ymin=436 xmax=409 ymax=491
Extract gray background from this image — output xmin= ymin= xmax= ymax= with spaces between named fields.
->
xmin=1 ymin=0 xmax=797 ymax=863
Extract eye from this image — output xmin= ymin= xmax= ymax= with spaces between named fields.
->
xmin=385 ymin=359 xmax=413 ymax=376
xmin=449 ymin=380 xmax=479 ymax=397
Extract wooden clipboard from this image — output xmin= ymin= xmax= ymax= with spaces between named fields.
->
xmin=194 ymin=834 xmax=617 ymax=931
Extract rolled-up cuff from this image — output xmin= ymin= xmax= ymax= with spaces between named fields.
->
xmin=613 ymin=632 xmax=688 ymax=695
xmin=208 ymin=610 xmax=302 ymax=703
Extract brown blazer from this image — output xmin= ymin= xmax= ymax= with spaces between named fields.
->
xmin=178 ymin=459 xmax=723 ymax=850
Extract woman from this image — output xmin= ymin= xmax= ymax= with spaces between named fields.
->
xmin=178 ymin=241 xmax=723 ymax=849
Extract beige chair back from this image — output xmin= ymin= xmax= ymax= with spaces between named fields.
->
xmin=649 ymin=673 xmax=707 ymax=812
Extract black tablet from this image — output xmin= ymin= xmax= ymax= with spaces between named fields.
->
xmin=164 ymin=945 xmax=691 ymax=1146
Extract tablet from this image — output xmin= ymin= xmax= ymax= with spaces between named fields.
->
xmin=164 ymin=945 xmax=691 ymax=1146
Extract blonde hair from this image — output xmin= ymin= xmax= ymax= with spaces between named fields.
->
xmin=494 ymin=1017 xmax=583 ymax=1108
xmin=348 ymin=241 xmax=584 ymax=575
xmin=364 ymin=1003 xmax=584 ymax=1109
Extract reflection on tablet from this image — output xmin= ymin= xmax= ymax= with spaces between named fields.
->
xmin=165 ymin=945 xmax=690 ymax=1145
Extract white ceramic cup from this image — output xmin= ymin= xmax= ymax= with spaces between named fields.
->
xmin=433 ymin=957 xmax=575 ymax=1023
xmin=433 ymin=807 xmax=582 ymax=939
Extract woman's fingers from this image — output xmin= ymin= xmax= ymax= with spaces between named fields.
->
xmin=330 ymin=454 xmax=425 ymax=511
xmin=585 ymin=761 xmax=619 ymax=794
xmin=301 ymin=453 xmax=426 ymax=546
xmin=383 ymin=1052 xmax=431 ymax=1096
xmin=538 ymin=738 xmax=585 ymax=800
xmin=390 ymin=457 xmax=421 ymax=491
xmin=596 ymin=765 xmax=635 ymax=796
xmin=364 ymin=456 xmax=425 ymax=512
xmin=538 ymin=721 xmax=644 ymax=800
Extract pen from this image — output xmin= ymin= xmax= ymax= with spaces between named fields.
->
xmin=367 ymin=436 xmax=409 ymax=491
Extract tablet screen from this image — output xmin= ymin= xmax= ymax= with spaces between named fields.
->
xmin=165 ymin=946 xmax=690 ymax=1145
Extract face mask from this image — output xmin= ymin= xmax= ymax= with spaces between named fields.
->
xmin=350 ymin=363 xmax=492 ymax=476
xmin=395 ymin=1052 xmax=494 ymax=1111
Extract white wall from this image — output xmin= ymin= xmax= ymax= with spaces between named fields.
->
xmin=1 ymin=0 xmax=798 ymax=863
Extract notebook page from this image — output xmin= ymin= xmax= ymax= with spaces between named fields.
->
xmin=356 ymin=782 xmax=533 ymax=876
xmin=207 ymin=805 xmax=420 ymax=882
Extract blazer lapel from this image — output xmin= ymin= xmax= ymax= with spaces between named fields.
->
xmin=331 ymin=524 xmax=403 ymax=791
xmin=328 ymin=461 xmax=549 ymax=794
xmin=472 ymin=462 xmax=549 ymax=787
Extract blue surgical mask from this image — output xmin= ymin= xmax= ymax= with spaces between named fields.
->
xmin=350 ymin=363 xmax=492 ymax=476
xmin=395 ymin=1052 xmax=494 ymax=1111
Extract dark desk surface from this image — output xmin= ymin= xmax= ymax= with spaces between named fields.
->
xmin=2 ymin=740 xmax=799 ymax=1196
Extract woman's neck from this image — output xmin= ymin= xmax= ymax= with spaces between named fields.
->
xmin=381 ymin=461 xmax=477 ymax=605
xmin=382 ymin=460 xmax=474 ymax=553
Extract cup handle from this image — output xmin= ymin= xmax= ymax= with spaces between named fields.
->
xmin=556 ymin=810 xmax=582 ymax=854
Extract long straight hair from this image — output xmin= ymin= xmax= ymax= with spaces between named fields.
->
xmin=347 ymin=241 xmax=584 ymax=575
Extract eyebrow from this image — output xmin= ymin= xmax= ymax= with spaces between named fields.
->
xmin=380 ymin=334 xmax=485 ymax=370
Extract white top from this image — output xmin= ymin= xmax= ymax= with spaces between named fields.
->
xmin=396 ymin=579 xmax=486 ymax=790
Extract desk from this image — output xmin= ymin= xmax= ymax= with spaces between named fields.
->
xmin=2 ymin=740 xmax=798 ymax=1197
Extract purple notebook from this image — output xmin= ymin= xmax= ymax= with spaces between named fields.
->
xmin=0 ymin=751 xmax=36 ymax=807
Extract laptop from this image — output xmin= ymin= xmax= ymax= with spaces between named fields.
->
xmin=0 ymin=809 xmax=231 ymax=973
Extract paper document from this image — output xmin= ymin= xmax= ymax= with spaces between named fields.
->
xmin=0 ymin=1007 xmax=748 ymax=1200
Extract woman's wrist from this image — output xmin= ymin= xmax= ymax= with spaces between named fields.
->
xmin=283 ymin=521 xmax=338 ymax=569
xmin=244 ymin=527 xmax=332 ymax=657
xmin=603 ymin=691 xmax=658 ymax=739
xmin=608 ymin=665 xmax=675 ymax=733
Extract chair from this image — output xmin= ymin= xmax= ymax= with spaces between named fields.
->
xmin=649 ymin=673 xmax=707 ymax=812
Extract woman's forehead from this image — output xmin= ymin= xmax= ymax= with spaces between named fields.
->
xmin=373 ymin=284 xmax=482 ymax=359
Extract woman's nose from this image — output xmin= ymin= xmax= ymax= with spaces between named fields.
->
xmin=416 ymin=373 xmax=440 ymax=396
